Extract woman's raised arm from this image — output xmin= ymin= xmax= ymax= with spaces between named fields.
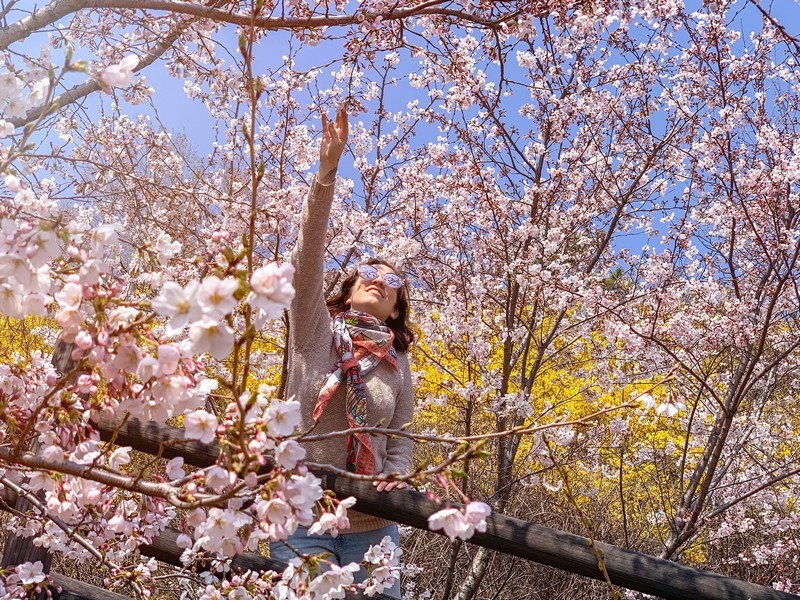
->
xmin=290 ymin=110 xmax=349 ymax=348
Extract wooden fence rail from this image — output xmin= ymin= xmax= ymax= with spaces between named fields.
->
xmin=97 ymin=415 xmax=800 ymax=600
xmin=1 ymin=414 xmax=798 ymax=599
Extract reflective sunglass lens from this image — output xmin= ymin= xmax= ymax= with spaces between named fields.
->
xmin=357 ymin=264 xmax=404 ymax=288
xmin=357 ymin=265 xmax=378 ymax=280
xmin=384 ymin=274 xmax=403 ymax=288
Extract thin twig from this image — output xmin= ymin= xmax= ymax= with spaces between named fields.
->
xmin=301 ymin=403 xmax=635 ymax=444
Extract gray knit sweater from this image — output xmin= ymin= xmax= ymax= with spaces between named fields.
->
xmin=286 ymin=176 xmax=415 ymax=533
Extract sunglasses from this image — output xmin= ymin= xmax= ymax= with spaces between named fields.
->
xmin=357 ymin=264 xmax=404 ymax=289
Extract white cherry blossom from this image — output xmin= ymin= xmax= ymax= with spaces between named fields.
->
xmin=188 ymin=317 xmax=234 ymax=360
xmin=196 ymin=275 xmax=239 ymax=320
xmin=100 ymin=55 xmax=139 ymax=87
xmin=151 ymin=280 xmax=202 ymax=333
xmin=274 ymin=439 xmax=306 ymax=469
xmin=265 ymin=398 xmax=302 ymax=437
xmin=14 ymin=561 xmax=46 ymax=585
xmin=184 ymin=409 xmax=218 ymax=444
xmin=307 ymin=562 xmax=360 ymax=600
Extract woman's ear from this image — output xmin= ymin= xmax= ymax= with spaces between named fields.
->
xmin=390 ymin=308 xmax=399 ymax=320
xmin=345 ymin=296 xmax=351 ymax=305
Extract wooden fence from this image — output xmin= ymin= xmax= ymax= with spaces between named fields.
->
xmin=1 ymin=341 xmax=798 ymax=600
xmin=2 ymin=412 xmax=799 ymax=600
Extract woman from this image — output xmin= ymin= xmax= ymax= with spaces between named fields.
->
xmin=269 ymin=110 xmax=414 ymax=597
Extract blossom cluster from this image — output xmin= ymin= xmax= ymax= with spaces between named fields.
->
xmin=427 ymin=502 xmax=492 ymax=542
xmin=0 ymin=561 xmax=49 ymax=599
xmin=7 ymin=0 xmax=800 ymax=596
xmin=152 ymin=262 xmax=294 ymax=360
xmin=269 ymin=534 xmax=403 ymax=600
xmin=0 ymin=57 xmax=52 ymax=123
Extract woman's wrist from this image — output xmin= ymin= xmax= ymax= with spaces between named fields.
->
xmin=317 ymin=165 xmax=338 ymax=185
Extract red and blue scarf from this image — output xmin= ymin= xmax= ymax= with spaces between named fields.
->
xmin=313 ymin=310 xmax=397 ymax=474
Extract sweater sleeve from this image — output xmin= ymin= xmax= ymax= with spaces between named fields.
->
xmin=382 ymin=354 xmax=415 ymax=476
xmin=290 ymin=176 xmax=336 ymax=349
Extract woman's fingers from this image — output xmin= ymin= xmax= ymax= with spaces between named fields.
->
xmin=373 ymin=478 xmax=409 ymax=492
xmin=318 ymin=108 xmax=348 ymax=178
xmin=337 ymin=108 xmax=349 ymax=139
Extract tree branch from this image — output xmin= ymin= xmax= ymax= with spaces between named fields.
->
xmin=0 ymin=447 xmax=211 ymax=509
xmin=8 ymin=0 xmax=228 ymax=128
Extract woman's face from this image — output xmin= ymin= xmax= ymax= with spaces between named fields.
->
xmin=346 ymin=263 xmax=400 ymax=323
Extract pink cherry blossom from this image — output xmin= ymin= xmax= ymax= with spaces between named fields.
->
xmin=196 ymin=275 xmax=240 ymax=320
xmin=165 ymin=457 xmax=185 ymax=480
xmin=204 ymin=465 xmax=235 ymax=492
xmin=188 ymin=318 xmax=234 ymax=360
xmin=100 ymin=55 xmax=139 ymax=87
xmin=247 ymin=262 xmax=295 ymax=324
xmin=284 ymin=472 xmax=324 ymax=513
xmin=54 ymin=282 xmax=83 ymax=310
xmin=255 ymin=497 xmax=292 ymax=527
xmin=183 ymin=409 xmax=218 ymax=444
xmin=265 ymin=398 xmax=302 ymax=437
xmin=308 ymin=497 xmax=355 ymax=537
xmin=14 ymin=561 xmax=46 ymax=585
xmin=157 ymin=344 xmax=180 ymax=375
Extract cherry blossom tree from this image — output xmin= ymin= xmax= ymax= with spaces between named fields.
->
xmin=1 ymin=0 xmax=800 ymax=598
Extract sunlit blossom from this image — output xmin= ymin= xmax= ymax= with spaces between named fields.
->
xmin=188 ymin=317 xmax=234 ymax=360
xmin=151 ymin=280 xmax=201 ymax=333
xmin=265 ymin=398 xmax=302 ymax=437
xmin=184 ymin=409 xmax=218 ymax=444
xmin=100 ymin=55 xmax=139 ymax=87
xmin=196 ymin=275 xmax=239 ymax=320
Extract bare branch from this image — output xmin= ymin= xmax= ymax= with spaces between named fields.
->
xmin=8 ymin=0 xmax=227 ymax=128
xmin=0 ymin=0 xmax=85 ymax=50
xmin=0 ymin=446 xmax=209 ymax=509
xmin=300 ymin=403 xmax=635 ymax=445
xmin=73 ymin=0 xmax=516 ymax=29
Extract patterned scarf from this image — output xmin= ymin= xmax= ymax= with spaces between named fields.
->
xmin=313 ymin=309 xmax=397 ymax=474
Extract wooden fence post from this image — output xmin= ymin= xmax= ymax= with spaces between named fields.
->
xmin=0 ymin=490 xmax=52 ymax=573
xmin=0 ymin=341 xmax=77 ymax=572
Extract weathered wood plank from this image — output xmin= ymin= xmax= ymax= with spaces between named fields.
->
xmin=319 ymin=472 xmax=800 ymax=600
xmin=97 ymin=415 xmax=221 ymax=467
xmin=50 ymin=573 xmax=131 ymax=600
xmin=1 ymin=464 xmax=52 ymax=572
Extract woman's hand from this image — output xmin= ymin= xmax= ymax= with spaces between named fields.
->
xmin=373 ymin=474 xmax=409 ymax=493
xmin=317 ymin=108 xmax=349 ymax=184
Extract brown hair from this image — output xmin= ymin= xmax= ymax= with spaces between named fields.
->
xmin=326 ymin=258 xmax=415 ymax=353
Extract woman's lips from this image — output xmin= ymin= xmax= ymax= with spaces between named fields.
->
xmin=365 ymin=286 xmax=385 ymax=299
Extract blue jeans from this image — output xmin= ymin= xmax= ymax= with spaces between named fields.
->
xmin=269 ymin=524 xmax=401 ymax=598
